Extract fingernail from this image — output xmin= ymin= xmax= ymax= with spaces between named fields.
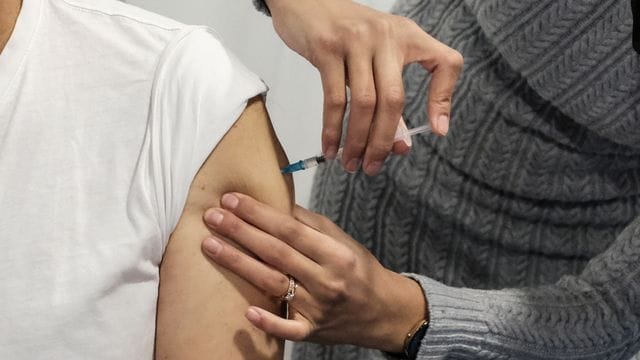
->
xmin=221 ymin=193 xmax=239 ymax=210
xmin=345 ymin=158 xmax=361 ymax=173
xmin=246 ymin=308 xmax=261 ymax=324
xmin=437 ymin=114 xmax=449 ymax=135
xmin=364 ymin=161 xmax=383 ymax=176
xmin=325 ymin=146 xmax=338 ymax=160
xmin=203 ymin=237 xmax=222 ymax=255
xmin=205 ymin=209 xmax=223 ymax=226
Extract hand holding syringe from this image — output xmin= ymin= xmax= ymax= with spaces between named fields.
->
xmin=281 ymin=123 xmax=431 ymax=174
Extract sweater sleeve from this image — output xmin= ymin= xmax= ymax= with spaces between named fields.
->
xmin=408 ymin=215 xmax=640 ymax=359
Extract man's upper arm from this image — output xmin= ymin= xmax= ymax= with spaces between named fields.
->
xmin=155 ymin=97 xmax=293 ymax=359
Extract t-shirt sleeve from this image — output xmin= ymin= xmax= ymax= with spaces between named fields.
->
xmin=148 ymin=26 xmax=267 ymax=243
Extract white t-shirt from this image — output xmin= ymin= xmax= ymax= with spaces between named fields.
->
xmin=0 ymin=0 xmax=266 ymax=358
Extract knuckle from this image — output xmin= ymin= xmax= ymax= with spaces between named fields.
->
xmin=346 ymin=137 xmax=368 ymax=153
xmin=380 ymin=88 xmax=405 ymax=110
xmin=371 ymin=17 xmax=394 ymax=35
xmin=323 ymin=127 xmax=341 ymax=142
xmin=352 ymin=91 xmax=376 ymax=110
xmin=433 ymin=93 xmax=453 ymax=107
xmin=281 ymin=220 xmax=303 ymax=241
xmin=322 ymin=279 xmax=348 ymax=304
xmin=290 ymin=225 xmax=313 ymax=247
xmin=325 ymin=92 xmax=346 ymax=110
xmin=268 ymin=246 xmax=293 ymax=267
xmin=367 ymin=142 xmax=392 ymax=158
xmin=344 ymin=22 xmax=371 ymax=39
xmin=336 ymin=251 xmax=358 ymax=271
xmin=446 ymin=50 xmax=464 ymax=70
xmin=269 ymin=274 xmax=289 ymax=294
xmin=313 ymin=33 xmax=341 ymax=54
xmin=255 ymin=275 xmax=271 ymax=291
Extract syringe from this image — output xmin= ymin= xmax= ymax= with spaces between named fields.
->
xmin=281 ymin=124 xmax=431 ymax=174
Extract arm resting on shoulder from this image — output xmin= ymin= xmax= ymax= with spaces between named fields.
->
xmin=155 ymin=97 xmax=293 ymax=359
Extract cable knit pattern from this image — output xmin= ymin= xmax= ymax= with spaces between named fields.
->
xmin=277 ymin=0 xmax=640 ymax=359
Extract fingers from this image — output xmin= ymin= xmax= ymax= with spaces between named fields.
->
xmin=414 ymin=40 xmax=463 ymax=136
xmin=204 ymin=206 xmax=322 ymax=284
xmin=399 ymin=18 xmax=462 ymax=136
xmin=362 ymin=45 xmax=405 ymax=176
xmin=206 ymin=193 xmax=335 ymax=264
xmin=422 ymin=51 xmax=462 ymax=136
xmin=203 ymin=237 xmax=314 ymax=306
xmin=291 ymin=205 xmax=326 ymax=231
xmin=342 ymin=49 xmax=376 ymax=173
xmin=317 ymin=57 xmax=347 ymax=159
xmin=291 ymin=205 xmax=359 ymax=261
xmin=292 ymin=205 xmax=344 ymax=240
xmin=313 ymin=15 xmax=462 ymax=172
xmin=245 ymin=306 xmax=313 ymax=342
xmin=202 ymin=236 xmax=292 ymax=297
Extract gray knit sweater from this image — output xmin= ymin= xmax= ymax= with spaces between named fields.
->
xmin=255 ymin=0 xmax=640 ymax=358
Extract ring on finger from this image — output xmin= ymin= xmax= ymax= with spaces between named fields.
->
xmin=281 ymin=275 xmax=298 ymax=303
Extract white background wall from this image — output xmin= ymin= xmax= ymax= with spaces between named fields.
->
xmin=127 ymin=0 xmax=395 ymax=207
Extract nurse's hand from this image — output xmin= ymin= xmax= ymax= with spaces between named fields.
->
xmin=201 ymin=193 xmax=428 ymax=353
xmin=264 ymin=0 xmax=463 ymax=175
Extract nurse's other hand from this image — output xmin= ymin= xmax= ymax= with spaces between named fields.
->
xmin=265 ymin=0 xmax=463 ymax=175
xmin=201 ymin=193 xmax=427 ymax=353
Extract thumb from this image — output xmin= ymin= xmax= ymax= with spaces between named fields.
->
xmin=419 ymin=48 xmax=463 ymax=136
xmin=404 ymin=25 xmax=463 ymax=136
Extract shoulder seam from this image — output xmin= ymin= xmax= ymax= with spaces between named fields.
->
xmin=58 ymin=0 xmax=183 ymax=32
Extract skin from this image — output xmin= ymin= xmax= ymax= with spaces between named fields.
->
xmin=156 ymin=97 xmax=294 ymax=359
xmin=264 ymin=0 xmax=463 ymax=175
xmin=196 ymin=0 xmax=456 ymax=350
xmin=0 ymin=0 xmax=444 ymax=353
xmin=0 ymin=0 xmax=21 ymax=53
xmin=201 ymin=193 xmax=427 ymax=354
xmin=2 ymin=2 xmax=290 ymax=355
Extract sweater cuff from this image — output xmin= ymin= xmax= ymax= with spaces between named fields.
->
xmin=253 ymin=0 xmax=271 ymax=16
xmin=404 ymin=274 xmax=493 ymax=358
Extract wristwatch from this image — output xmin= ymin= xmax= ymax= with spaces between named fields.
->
xmin=386 ymin=319 xmax=430 ymax=360
xmin=404 ymin=320 xmax=429 ymax=359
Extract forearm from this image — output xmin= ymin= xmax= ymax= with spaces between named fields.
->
xmin=408 ymin=218 xmax=640 ymax=359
